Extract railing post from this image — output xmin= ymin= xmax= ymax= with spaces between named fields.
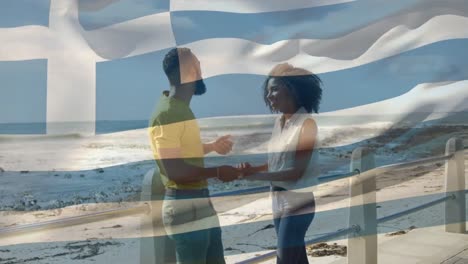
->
xmin=445 ymin=137 xmax=466 ymax=233
xmin=348 ymin=147 xmax=377 ymax=264
xmin=140 ymin=168 xmax=175 ymax=263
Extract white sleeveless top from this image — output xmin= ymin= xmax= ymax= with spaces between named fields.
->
xmin=268 ymin=107 xmax=320 ymax=192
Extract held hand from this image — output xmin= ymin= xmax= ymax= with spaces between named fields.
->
xmin=237 ymin=162 xmax=255 ymax=177
xmin=217 ymin=165 xmax=241 ymax=182
xmin=212 ymin=135 xmax=233 ymax=155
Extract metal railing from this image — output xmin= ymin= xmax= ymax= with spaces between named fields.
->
xmin=0 ymin=137 xmax=465 ymax=264
xmin=0 ymin=204 xmax=149 ymax=238
xmin=238 ymin=137 xmax=466 ymax=264
xmin=0 ymin=171 xmax=354 ymax=238
xmin=238 ymin=193 xmax=461 ymax=264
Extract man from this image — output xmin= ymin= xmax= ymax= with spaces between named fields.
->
xmin=149 ymin=47 xmax=240 ymax=264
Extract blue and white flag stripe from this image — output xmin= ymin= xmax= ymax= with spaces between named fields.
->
xmin=92 ymin=38 xmax=468 ymax=127
xmin=170 ymin=0 xmax=356 ymax=13
xmin=84 ymin=12 xmax=175 ymax=61
xmin=0 ymin=0 xmax=467 ymax=135
xmin=78 ymin=0 xmax=169 ymax=30
xmin=169 ymin=0 xmax=464 ymax=44
xmin=1 ymin=1 xmax=467 ymax=262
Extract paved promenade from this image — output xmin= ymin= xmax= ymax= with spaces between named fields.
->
xmin=331 ymin=225 xmax=468 ymax=264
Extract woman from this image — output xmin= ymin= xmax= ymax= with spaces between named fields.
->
xmin=240 ymin=63 xmax=322 ymax=264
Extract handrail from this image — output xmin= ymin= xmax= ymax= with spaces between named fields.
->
xmin=0 ymin=171 xmax=357 ymax=240
xmin=211 ymin=186 xmax=270 ymax=197
xmin=211 ymin=171 xmax=355 ymax=197
xmin=0 ymin=203 xmax=149 ymax=238
xmin=1 ymin=139 xmax=464 ymax=264
xmin=214 ymin=153 xmax=454 ymax=198
xmin=0 ymin=153 xmax=452 ymax=239
xmin=354 ymin=153 xmax=453 ymax=183
xmin=378 ymin=194 xmax=454 ymax=223
xmin=236 ymin=149 xmax=461 ymax=264
xmin=378 ymin=190 xmax=468 ymax=224
xmin=318 ymin=170 xmax=359 ymax=182
xmin=236 ymin=194 xmax=457 ymax=264
xmin=236 ymin=193 xmax=461 ymax=264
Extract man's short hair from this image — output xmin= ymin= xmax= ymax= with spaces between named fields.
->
xmin=162 ymin=48 xmax=193 ymax=86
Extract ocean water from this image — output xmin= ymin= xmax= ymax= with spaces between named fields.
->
xmin=0 ymin=120 xmax=147 ymax=135
xmin=1 ymin=112 xmax=466 ymax=173
xmin=0 ymin=112 xmax=467 ymax=212
xmin=2 ymin=111 xmax=467 ymax=135
xmin=0 ymin=122 xmax=47 ymax=134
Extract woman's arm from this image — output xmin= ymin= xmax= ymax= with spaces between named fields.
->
xmin=249 ymin=163 xmax=268 ymax=173
xmin=203 ymin=135 xmax=233 ymax=155
xmin=245 ymin=118 xmax=317 ymax=181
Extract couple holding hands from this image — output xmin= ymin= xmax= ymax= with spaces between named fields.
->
xmin=149 ymin=48 xmax=322 ymax=264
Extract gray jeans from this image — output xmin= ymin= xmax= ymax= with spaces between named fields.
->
xmin=162 ymin=189 xmax=226 ymax=264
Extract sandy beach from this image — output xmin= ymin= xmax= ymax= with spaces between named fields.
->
xmin=0 ymin=123 xmax=467 ymax=263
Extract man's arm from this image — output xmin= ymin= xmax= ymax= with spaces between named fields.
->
xmin=159 ymin=149 xmax=239 ymax=184
xmin=203 ymin=143 xmax=214 ymax=154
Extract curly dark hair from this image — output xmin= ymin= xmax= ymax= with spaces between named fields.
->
xmin=262 ymin=63 xmax=322 ymax=114
xmin=162 ymin=47 xmax=193 ymax=86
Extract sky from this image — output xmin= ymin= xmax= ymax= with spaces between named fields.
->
xmin=2 ymin=38 xmax=467 ymax=123
xmin=1 ymin=0 xmax=467 ymax=124
xmin=0 ymin=0 xmax=50 ymax=27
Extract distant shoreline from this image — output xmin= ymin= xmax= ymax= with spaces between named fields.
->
xmin=1 ymin=111 xmax=468 ymax=134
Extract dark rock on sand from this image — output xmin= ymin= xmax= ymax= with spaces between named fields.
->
xmin=307 ymin=242 xmax=347 ymax=257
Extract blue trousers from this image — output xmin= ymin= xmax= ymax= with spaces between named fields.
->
xmin=163 ymin=188 xmax=226 ymax=264
xmin=272 ymin=188 xmax=315 ymax=264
